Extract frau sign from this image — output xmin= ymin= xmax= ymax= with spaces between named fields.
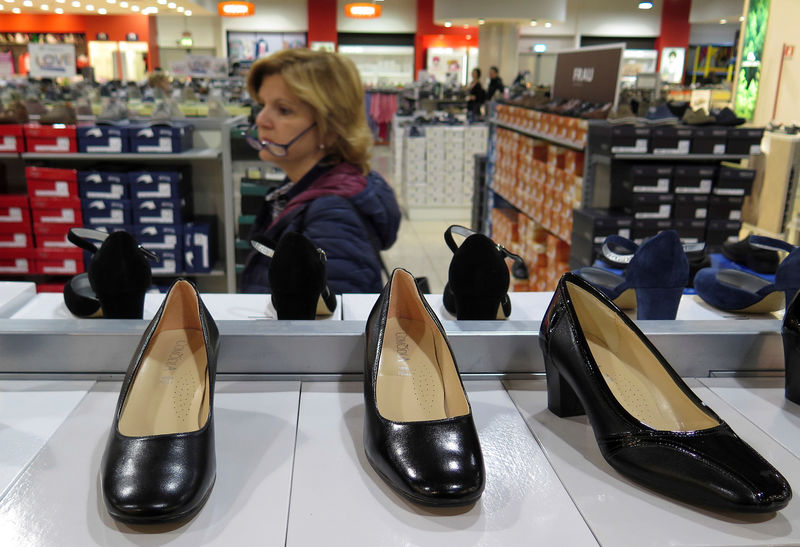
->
xmin=28 ymin=43 xmax=76 ymax=78
xmin=553 ymin=44 xmax=624 ymax=105
xmin=572 ymin=67 xmax=595 ymax=83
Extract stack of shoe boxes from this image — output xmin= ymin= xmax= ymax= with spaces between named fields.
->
xmin=464 ymin=126 xmax=488 ymax=205
xmin=425 ymin=127 xmax=447 ymax=205
xmin=26 ymin=167 xmax=84 ymax=277
xmin=494 ymin=104 xmax=589 ymax=148
xmin=23 ymin=124 xmax=77 ymax=153
xmin=0 ymin=124 xmax=24 ymax=153
xmin=402 ymin=134 xmax=427 ymax=206
xmin=0 ymin=194 xmax=35 ymax=275
xmin=75 ymin=122 xmax=194 ymax=154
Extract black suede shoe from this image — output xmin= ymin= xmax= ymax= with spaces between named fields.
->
xmin=540 ymin=272 xmax=791 ymax=513
xmin=100 ymin=279 xmax=219 ymax=524
xmin=363 ymin=268 xmax=485 ymax=506
xmin=722 ymin=235 xmax=780 ymax=274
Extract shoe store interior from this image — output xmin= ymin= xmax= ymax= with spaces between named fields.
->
xmin=2 ymin=0 xmax=800 ymax=543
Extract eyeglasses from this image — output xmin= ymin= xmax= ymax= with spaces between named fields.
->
xmin=245 ymin=122 xmax=317 ymax=157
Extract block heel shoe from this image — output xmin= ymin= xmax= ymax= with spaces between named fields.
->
xmin=101 ymin=279 xmax=219 ymax=523
xmin=364 ymin=268 xmax=485 ymax=506
xmin=694 ymin=236 xmax=800 ymax=315
xmin=573 ymin=230 xmax=689 ymax=320
xmin=442 ymin=225 xmax=528 ymax=320
xmin=539 ymin=272 xmax=792 ymax=513
xmin=250 ymin=232 xmax=337 ymax=320
xmin=65 ymin=228 xmax=156 ymax=319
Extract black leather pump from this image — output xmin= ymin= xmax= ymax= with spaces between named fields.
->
xmin=364 ymin=268 xmax=484 ymax=506
xmin=101 ymin=279 xmax=219 ymax=524
xmin=442 ymin=225 xmax=528 ymax=320
xmin=540 ymin=272 xmax=791 ymax=513
xmin=250 ymin=232 xmax=337 ymax=320
xmin=65 ymin=228 xmax=156 ymax=319
xmin=783 ymin=291 xmax=800 ymax=404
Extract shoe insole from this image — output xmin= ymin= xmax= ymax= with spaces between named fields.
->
xmin=569 ymin=282 xmax=720 ymax=432
xmin=716 ymin=270 xmax=783 ymax=313
xmin=118 ymin=329 xmax=210 ymax=437
xmin=376 ymin=317 xmax=446 ymax=422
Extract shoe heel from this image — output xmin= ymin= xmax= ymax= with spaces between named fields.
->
xmin=784 ymin=289 xmax=800 ymax=316
xmin=544 ymin=357 xmax=585 ymax=418
xmin=272 ymin=291 xmax=320 ymax=320
xmin=97 ymin=289 xmax=146 ymax=319
xmin=783 ymin=329 xmax=800 ymax=404
xmin=455 ymin=295 xmax=504 ymax=320
xmin=635 ymin=286 xmax=683 ymax=320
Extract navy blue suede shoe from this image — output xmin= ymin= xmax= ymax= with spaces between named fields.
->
xmin=694 ymin=236 xmax=800 ymax=314
xmin=573 ymin=230 xmax=688 ymax=320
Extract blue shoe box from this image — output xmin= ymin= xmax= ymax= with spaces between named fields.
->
xmin=128 ymin=170 xmax=184 ymax=200
xmin=82 ymin=199 xmax=132 ymax=225
xmin=135 ymin=224 xmax=183 ymax=251
xmin=150 ymin=249 xmax=183 ymax=275
xmin=132 ymin=198 xmax=182 ymax=225
xmin=76 ymin=123 xmax=129 ymax=153
xmin=183 ymin=221 xmax=213 ymax=273
xmin=128 ymin=122 xmax=194 ymax=153
xmin=78 ymin=170 xmax=128 ymax=199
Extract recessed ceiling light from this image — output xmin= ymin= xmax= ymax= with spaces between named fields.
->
xmin=3 ymin=0 xmax=13 ymax=4
xmin=167 ymin=2 xmax=174 ymax=7
xmin=71 ymin=0 xmax=79 ymax=6
xmin=0 ymin=5 xmax=4 ymax=9
xmin=86 ymin=3 xmax=94 ymax=9
xmin=142 ymin=6 xmax=156 ymax=13
xmin=176 ymin=5 xmax=182 ymax=10
xmin=98 ymin=6 xmax=105 ymax=12
xmin=530 ymin=19 xmax=537 ymax=26
xmin=22 ymin=0 xmax=32 ymax=6
xmin=119 ymin=1 xmax=127 ymax=5
xmin=55 ymin=6 xmax=62 ymax=11
xmin=544 ymin=22 xmax=552 ymax=28
xmin=12 ymin=6 xmax=20 ymax=11
xmin=444 ymin=21 xmax=452 ymax=27
xmin=478 ymin=18 xmax=485 ymax=25
xmin=55 ymin=0 xmax=65 ymax=3
xmin=720 ymin=18 xmax=727 ymax=24
xmin=184 ymin=8 xmax=190 ymax=14
xmin=41 ymin=3 xmax=49 ymax=8
xmin=130 ymin=4 xmax=138 ymax=10
xmin=638 ymin=1 xmax=654 ymax=9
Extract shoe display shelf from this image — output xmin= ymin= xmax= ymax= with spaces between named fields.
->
xmin=486 ymin=102 xmax=587 ymax=291
xmin=0 ymin=117 xmax=241 ymax=293
xmin=0 ymin=284 xmax=799 ymax=544
xmin=571 ymin=121 xmax=760 ymax=269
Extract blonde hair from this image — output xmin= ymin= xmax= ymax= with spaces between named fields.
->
xmin=247 ymin=49 xmax=372 ymax=174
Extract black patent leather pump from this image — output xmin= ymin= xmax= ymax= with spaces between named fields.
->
xmin=783 ymin=291 xmax=800 ymax=404
xmin=250 ymin=232 xmax=336 ymax=320
xmin=442 ymin=225 xmax=528 ymax=320
xmin=66 ymin=228 xmax=156 ymax=319
xmin=363 ymin=268 xmax=484 ymax=506
xmin=101 ymin=279 xmax=219 ymax=524
xmin=540 ymin=272 xmax=791 ymax=513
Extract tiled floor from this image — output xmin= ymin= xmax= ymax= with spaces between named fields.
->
xmin=373 ymin=145 xmax=469 ymax=294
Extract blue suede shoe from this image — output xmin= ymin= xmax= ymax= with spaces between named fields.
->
xmin=694 ymin=236 xmax=800 ymax=314
xmin=574 ymin=230 xmax=688 ymax=320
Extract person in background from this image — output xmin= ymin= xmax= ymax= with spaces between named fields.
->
xmin=466 ymin=67 xmax=486 ymax=118
xmin=241 ymin=49 xmax=401 ymax=294
xmin=486 ymin=66 xmax=504 ymax=101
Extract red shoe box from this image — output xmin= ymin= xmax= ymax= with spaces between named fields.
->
xmin=37 ymin=282 xmax=67 ymax=293
xmin=0 ymin=124 xmax=24 ymax=153
xmin=33 ymin=223 xmax=72 ymax=248
xmin=0 ymin=222 xmax=33 ymax=249
xmin=25 ymin=166 xmax=79 ymax=198
xmin=0 ymin=248 xmax=35 ymax=274
xmin=0 ymin=195 xmax=31 ymax=225
xmin=35 ymin=248 xmax=83 ymax=275
xmin=29 ymin=197 xmax=82 ymax=225
xmin=23 ymin=123 xmax=77 ymax=153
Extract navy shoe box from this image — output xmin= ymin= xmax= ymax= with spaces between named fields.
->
xmin=135 ymin=224 xmax=182 ymax=250
xmin=128 ymin=170 xmax=185 ymax=200
xmin=651 ymin=126 xmax=693 ymax=155
xmin=673 ymin=165 xmax=716 ymax=194
xmin=569 ymin=208 xmax=634 ymax=269
xmin=691 ymin=127 xmax=728 ymax=154
xmin=673 ymin=218 xmax=706 ymax=244
xmin=625 ymin=193 xmax=673 ymax=220
xmin=708 ymin=195 xmax=745 ymax=221
xmin=632 ymin=219 xmax=674 ymax=244
xmin=76 ymin=123 xmax=129 ymax=153
xmin=727 ymin=128 xmax=763 ymax=156
xmin=128 ymin=122 xmax=194 ymax=154
xmin=82 ymin=199 xmax=132 ymax=225
xmin=150 ymin=249 xmax=183 ymax=275
xmin=706 ymin=219 xmax=742 ymax=250
xmin=133 ymin=198 xmax=182 ymax=225
xmin=183 ymin=221 xmax=213 ymax=273
xmin=674 ymin=194 xmax=709 ymax=220
xmin=713 ymin=166 xmax=755 ymax=196
xmin=78 ymin=170 xmax=128 ymax=199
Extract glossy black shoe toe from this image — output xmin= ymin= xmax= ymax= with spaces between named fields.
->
xmin=364 ymin=268 xmax=484 ymax=506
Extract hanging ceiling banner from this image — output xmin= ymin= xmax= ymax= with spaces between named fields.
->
xmin=185 ymin=55 xmax=229 ymax=79
xmin=553 ymin=44 xmax=624 ymax=107
xmin=28 ymin=43 xmax=76 ymax=78
xmin=734 ymin=0 xmax=770 ymax=121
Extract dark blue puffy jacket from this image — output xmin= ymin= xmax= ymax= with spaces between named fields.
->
xmin=241 ymin=170 xmax=401 ymax=294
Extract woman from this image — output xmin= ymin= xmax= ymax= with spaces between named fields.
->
xmin=466 ymin=67 xmax=486 ymax=118
xmin=241 ymin=49 xmax=401 ymax=294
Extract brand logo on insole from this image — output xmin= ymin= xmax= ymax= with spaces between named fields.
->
xmin=395 ymin=331 xmax=412 ymax=376
xmin=160 ymin=339 xmax=188 ymax=384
